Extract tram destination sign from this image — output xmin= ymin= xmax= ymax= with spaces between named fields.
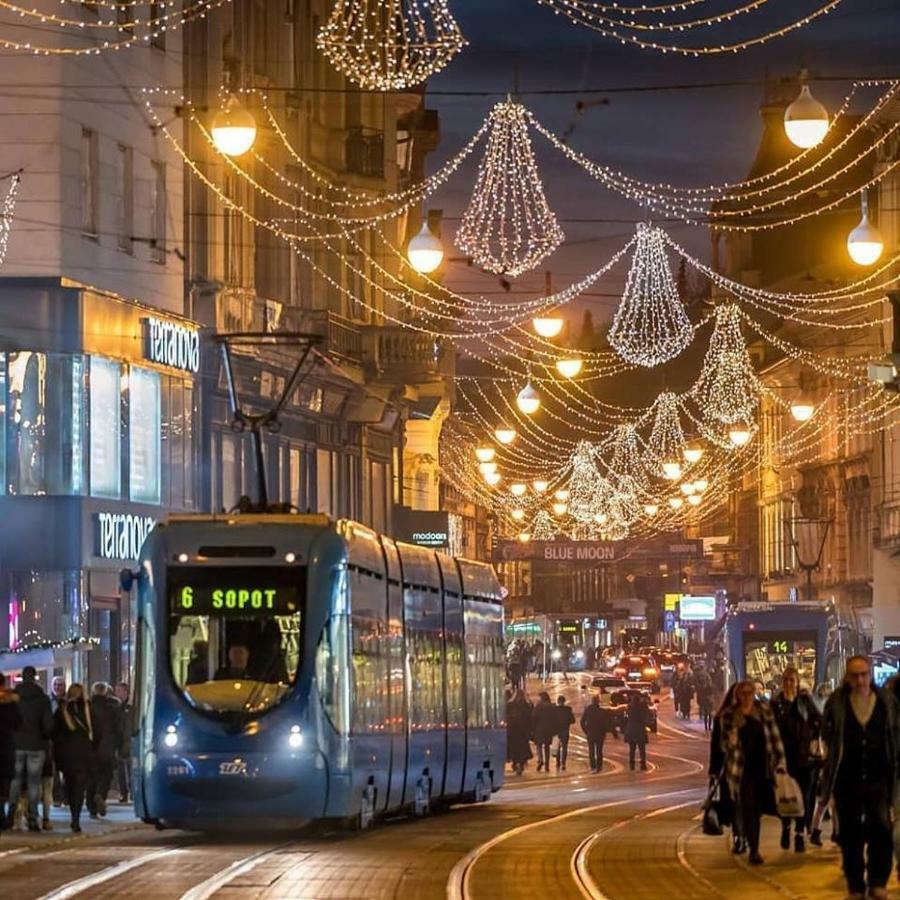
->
xmin=168 ymin=567 xmax=301 ymax=616
xmin=494 ymin=538 xmax=703 ymax=563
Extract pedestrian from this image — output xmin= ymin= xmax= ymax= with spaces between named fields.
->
xmin=677 ymin=666 xmax=696 ymax=721
xmin=532 ymin=691 xmax=557 ymax=773
xmin=821 ymin=655 xmax=899 ymax=900
xmin=771 ymin=666 xmax=821 ymax=853
xmin=708 ymin=683 xmax=739 ymax=852
xmin=506 ymin=688 xmax=533 ymax=775
xmin=554 ymin=695 xmax=575 ymax=771
xmin=0 ymin=673 xmax=22 ymax=834
xmin=88 ymin=683 xmax=117 ymax=817
xmin=5 ymin=665 xmax=53 ymax=832
xmin=624 ymin=693 xmax=652 ymax=771
xmin=719 ymin=680 xmax=788 ymax=866
xmin=113 ymin=682 xmax=132 ymax=803
xmin=580 ymin=693 xmax=617 ymax=773
xmin=53 ymin=684 xmax=94 ymax=833
xmin=695 ymin=666 xmax=715 ymax=732
xmin=49 ymin=675 xmax=66 ymax=808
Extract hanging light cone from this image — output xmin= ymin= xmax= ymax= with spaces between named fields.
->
xmin=478 ymin=461 xmax=498 ymax=476
xmin=407 ymin=220 xmax=445 ymax=274
xmin=516 ymin=381 xmax=541 ymax=415
xmin=510 ymin=482 xmax=527 ymax=497
xmin=511 ymin=509 xmax=525 ymax=521
xmin=847 ymin=192 xmax=884 ymax=266
xmin=643 ymin=503 xmax=659 ymax=516
xmin=790 ymin=398 xmax=816 ymax=422
xmin=552 ymin=502 xmax=568 ymax=516
xmin=728 ymin=425 xmax=753 ymax=447
xmin=211 ymin=94 xmax=257 ymax=157
xmin=784 ymin=84 xmax=829 ymax=149
xmin=484 ymin=471 xmax=502 ymax=486
xmin=662 ymin=459 xmax=682 ymax=480
xmin=495 ymin=426 xmax=517 ymax=445
xmin=532 ymin=315 xmax=564 ymax=338
xmin=683 ymin=441 xmax=704 ymax=464
xmin=687 ymin=494 xmax=702 ymax=506
xmin=533 ymin=479 xmax=549 ymax=493
xmin=554 ymin=489 xmax=570 ymax=501
xmin=555 ymin=357 xmax=583 ymax=378
xmin=474 ymin=446 xmax=495 ymax=463
xmin=668 ymin=496 xmax=684 ymax=510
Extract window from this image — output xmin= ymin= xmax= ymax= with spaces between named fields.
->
xmin=350 ymin=570 xmax=388 ymax=735
xmin=90 ymin=357 xmax=121 ymax=498
xmin=150 ymin=160 xmax=166 ymax=264
xmin=129 ymin=367 xmax=161 ymax=504
xmin=316 ymin=448 xmax=333 ymax=515
xmin=80 ymin=128 xmax=98 ymax=237
xmin=115 ymin=144 xmax=133 ymax=253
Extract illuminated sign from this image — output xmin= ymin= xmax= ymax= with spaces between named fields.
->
xmin=168 ymin=567 xmax=301 ymax=617
xmin=95 ymin=512 xmax=155 ymax=561
xmin=664 ymin=593 xmax=680 ymax=612
xmin=394 ymin=508 xmax=451 ymax=549
xmin=143 ymin=317 xmax=200 ymax=374
xmin=884 ymin=636 xmax=900 ymax=652
xmin=411 ymin=531 xmax=448 ymax=547
xmin=558 ymin=625 xmax=579 ymax=634
xmin=679 ymin=595 xmax=716 ymax=621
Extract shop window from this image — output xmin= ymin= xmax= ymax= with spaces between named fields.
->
xmin=6 ymin=352 xmax=87 ymax=496
xmin=90 ymin=357 xmax=121 ymax=499
xmin=129 ymin=367 xmax=161 ymax=504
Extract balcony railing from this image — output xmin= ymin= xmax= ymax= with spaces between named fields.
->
xmin=345 ymin=126 xmax=385 ymax=179
xmin=879 ymin=500 xmax=900 ymax=548
xmin=363 ymin=326 xmax=441 ymax=381
xmin=287 ymin=308 xmax=362 ymax=363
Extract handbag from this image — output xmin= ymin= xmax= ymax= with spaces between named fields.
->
xmin=701 ymin=777 xmax=726 ymax=836
xmin=775 ymin=771 xmax=806 ymax=819
xmin=550 ymin=735 xmax=560 ymax=755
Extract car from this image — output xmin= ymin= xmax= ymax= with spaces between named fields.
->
xmin=591 ymin=674 xmax=626 ymax=691
xmin=613 ymin=654 xmax=661 ymax=692
xmin=608 ymin=688 xmax=659 ymax=733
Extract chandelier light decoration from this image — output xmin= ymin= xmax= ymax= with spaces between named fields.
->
xmin=645 ymin=392 xmax=687 ymax=478
xmin=607 ymin=424 xmax=647 ymax=487
xmin=531 ymin=509 xmax=557 ymax=541
xmin=316 ymin=0 xmax=466 ymax=91
xmin=693 ymin=304 xmax=760 ymax=425
xmin=608 ymin=224 xmax=693 ymax=367
xmin=567 ymin=441 xmax=606 ymax=525
xmin=456 ymin=100 xmax=565 ymax=277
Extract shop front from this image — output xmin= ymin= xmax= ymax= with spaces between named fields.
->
xmin=0 ymin=278 xmax=200 ymax=689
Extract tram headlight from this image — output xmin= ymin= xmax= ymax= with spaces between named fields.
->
xmin=164 ymin=725 xmax=178 ymax=748
xmin=551 ymin=649 xmax=562 ymax=661
xmin=288 ymin=725 xmax=303 ymax=749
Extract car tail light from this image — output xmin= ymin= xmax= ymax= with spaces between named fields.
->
xmin=643 ymin=668 xmax=658 ymax=678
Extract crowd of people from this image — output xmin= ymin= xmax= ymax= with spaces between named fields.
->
xmin=0 ymin=667 xmax=132 ymax=834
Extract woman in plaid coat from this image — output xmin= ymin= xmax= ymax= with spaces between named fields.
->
xmin=719 ymin=680 xmax=788 ymax=865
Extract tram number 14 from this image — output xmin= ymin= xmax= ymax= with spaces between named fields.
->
xmin=770 ymin=640 xmax=790 ymax=654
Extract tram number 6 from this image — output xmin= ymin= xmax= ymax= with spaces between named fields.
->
xmin=180 ymin=586 xmax=193 ymax=609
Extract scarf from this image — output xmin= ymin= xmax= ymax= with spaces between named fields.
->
xmin=62 ymin=698 xmax=93 ymax=742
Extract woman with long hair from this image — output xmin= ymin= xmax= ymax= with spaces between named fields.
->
xmin=719 ymin=680 xmax=788 ymax=865
xmin=506 ymin=687 xmax=533 ymax=775
xmin=52 ymin=684 xmax=95 ymax=832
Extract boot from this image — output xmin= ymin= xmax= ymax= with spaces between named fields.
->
xmin=794 ymin=833 xmax=805 ymax=853
xmin=780 ymin=823 xmax=791 ymax=850
xmin=71 ymin=818 xmax=81 ymax=833
xmin=809 ymin=828 xmax=822 ymax=847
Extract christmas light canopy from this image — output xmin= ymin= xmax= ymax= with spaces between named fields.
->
xmin=456 ymin=100 xmax=564 ymax=277
xmin=407 ymin=221 xmax=445 ymax=273
xmin=608 ymin=223 xmax=693 ymax=368
xmin=533 ymin=315 xmax=564 ymax=338
xmin=316 ymin=0 xmax=467 ymax=92
xmin=495 ymin=427 xmax=517 ymax=445
xmin=211 ymin=95 xmax=257 ymax=157
xmin=516 ymin=380 xmax=541 ymax=415
xmin=784 ymin=84 xmax=829 ymax=149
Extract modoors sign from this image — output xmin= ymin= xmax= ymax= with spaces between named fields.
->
xmin=143 ymin=317 xmax=200 ymax=374
xmin=95 ymin=512 xmax=155 ymax=561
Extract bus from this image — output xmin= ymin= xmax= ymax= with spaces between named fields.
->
xmin=124 ymin=514 xmax=506 ymax=831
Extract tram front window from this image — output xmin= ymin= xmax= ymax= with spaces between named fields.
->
xmin=167 ymin=566 xmax=304 ymax=717
xmin=743 ymin=630 xmax=817 ymax=693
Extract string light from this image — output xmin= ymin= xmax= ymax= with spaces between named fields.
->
xmin=784 ymin=83 xmax=830 ymax=149
xmin=456 ymin=100 xmax=564 ymax=277
xmin=608 ymin=224 xmax=693 ymax=367
xmin=316 ymin=0 xmax=466 ymax=91
xmin=0 ymin=174 xmax=20 ymax=267
xmin=647 ymin=392 xmax=687 ymax=478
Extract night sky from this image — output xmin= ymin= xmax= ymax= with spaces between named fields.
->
xmin=422 ymin=0 xmax=900 ymax=325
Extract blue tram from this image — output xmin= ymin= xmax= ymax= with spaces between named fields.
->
xmin=127 ymin=514 xmax=506 ymax=830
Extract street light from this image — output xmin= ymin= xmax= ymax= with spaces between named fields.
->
xmin=407 ymin=220 xmax=445 ymax=273
xmin=594 ymin=512 xmax=608 ymax=525
xmin=693 ymin=478 xmax=709 ymax=493
xmin=643 ymin=503 xmax=659 ymax=516
xmin=516 ymin=380 xmax=541 ymax=415
xmin=211 ymin=94 xmax=257 ymax=156
xmin=668 ymin=496 xmax=684 ymax=510
xmin=495 ymin=426 xmax=517 ymax=445
xmin=533 ymin=479 xmax=549 ymax=493
xmin=510 ymin=482 xmax=527 ymax=497
xmin=683 ymin=441 xmax=704 ymax=464
xmin=532 ymin=315 xmax=564 ymax=338
xmin=847 ymin=191 xmax=884 ymax=266
xmin=790 ymin=397 xmax=816 ymax=422
xmin=478 ymin=461 xmax=498 ymax=476
xmin=728 ymin=425 xmax=753 ymax=447
xmin=784 ymin=84 xmax=829 ymax=149
xmin=786 ymin=516 xmax=832 ymax=602
xmin=517 ymin=532 xmax=531 ymax=543
xmin=552 ymin=502 xmax=568 ymax=516
xmin=680 ymin=482 xmax=696 ymax=496
xmin=555 ymin=357 xmax=583 ymax=378
xmin=554 ymin=489 xmax=570 ymax=501
xmin=662 ymin=458 xmax=682 ymax=480
xmin=687 ymin=494 xmax=702 ymax=506
xmin=484 ymin=471 xmax=501 ymax=486
xmin=474 ymin=446 xmax=495 ymax=463
xmin=511 ymin=508 xmax=525 ymax=521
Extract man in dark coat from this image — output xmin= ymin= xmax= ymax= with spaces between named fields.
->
xmin=532 ymin=692 xmax=557 ymax=773
xmin=5 ymin=665 xmax=52 ymax=831
xmin=87 ymin=683 xmax=117 ymax=817
xmin=624 ymin=693 xmax=652 ymax=770
xmin=0 ymin=673 xmax=22 ymax=830
xmin=506 ymin=689 xmax=533 ymax=775
xmin=554 ymin=695 xmax=576 ymax=771
xmin=581 ymin=693 xmax=617 ymax=773
xmin=113 ymin=683 xmax=132 ymax=803
xmin=821 ymin=656 xmax=900 ymax=900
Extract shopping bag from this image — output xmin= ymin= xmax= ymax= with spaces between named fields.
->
xmin=775 ymin=772 xmax=805 ymax=819
xmin=550 ymin=735 xmax=560 ymax=756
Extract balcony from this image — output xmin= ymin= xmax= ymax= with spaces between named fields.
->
xmin=345 ymin=126 xmax=385 ymax=179
xmin=362 ymin=327 xmax=448 ymax=382
xmin=286 ymin=308 xmax=362 ymax=364
xmin=878 ymin=500 xmax=900 ymax=548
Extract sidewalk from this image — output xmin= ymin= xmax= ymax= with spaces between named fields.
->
xmin=0 ymin=801 xmax=143 ymax=856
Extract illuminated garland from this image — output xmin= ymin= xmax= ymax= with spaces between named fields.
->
xmin=0 ymin=637 xmax=100 ymax=655
xmin=316 ymin=0 xmax=466 ymax=91
xmin=455 ymin=100 xmax=564 ymax=277
xmin=608 ymin=223 xmax=693 ymax=367
xmin=532 ymin=509 xmax=558 ymax=540
xmin=0 ymin=173 xmax=20 ymax=267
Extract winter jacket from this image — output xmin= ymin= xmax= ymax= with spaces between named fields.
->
xmin=719 ymin=700 xmax=786 ymax=802
xmin=624 ymin=698 xmax=652 ymax=745
xmin=0 ymin=687 xmax=22 ymax=781
xmin=12 ymin=679 xmax=53 ymax=752
xmin=52 ymin=700 xmax=95 ymax=774
xmin=90 ymin=695 xmax=118 ymax=761
xmin=554 ymin=703 xmax=576 ymax=738
xmin=820 ymin=684 xmax=900 ymax=805
xmin=581 ymin=703 xmax=616 ymax=741
xmin=506 ymin=697 xmax=533 ymax=765
xmin=771 ymin=691 xmax=822 ymax=774
xmin=532 ymin=699 xmax=558 ymax=743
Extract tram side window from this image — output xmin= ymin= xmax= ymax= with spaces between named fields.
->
xmin=464 ymin=601 xmax=506 ymax=730
xmin=445 ymin=625 xmax=464 ymax=729
xmin=408 ymin=628 xmax=442 ymax=731
xmin=167 ymin=567 xmax=304 ymax=718
xmin=350 ymin=569 xmax=388 ymax=735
